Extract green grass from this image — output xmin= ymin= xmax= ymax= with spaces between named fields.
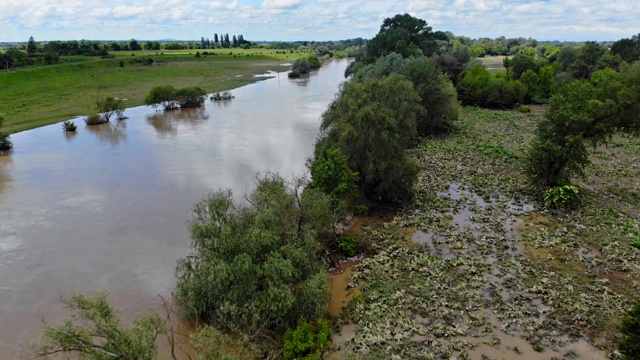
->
xmin=0 ymin=49 xmax=308 ymax=133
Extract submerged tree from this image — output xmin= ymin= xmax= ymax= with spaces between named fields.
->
xmin=96 ymin=97 xmax=125 ymax=121
xmin=144 ymin=85 xmax=179 ymax=110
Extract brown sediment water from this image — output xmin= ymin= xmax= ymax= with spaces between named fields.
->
xmin=0 ymin=59 xmax=351 ymax=358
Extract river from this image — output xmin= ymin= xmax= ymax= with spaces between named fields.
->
xmin=0 ymin=59 xmax=350 ymax=358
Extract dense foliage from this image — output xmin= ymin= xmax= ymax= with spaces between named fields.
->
xmin=174 ymin=175 xmax=331 ymax=335
xmin=282 ymin=319 xmax=331 ymax=360
xmin=313 ymin=75 xmax=421 ymax=205
xmin=145 ymin=85 xmax=206 ymax=110
xmin=364 ymin=13 xmax=436 ymax=63
xmin=525 ymin=63 xmax=640 ymax=189
xmin=96 ymin=97 xmax=125 ymax=121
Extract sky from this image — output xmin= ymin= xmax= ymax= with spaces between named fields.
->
xmin=0 ymin=0 xmax=639 ymax=43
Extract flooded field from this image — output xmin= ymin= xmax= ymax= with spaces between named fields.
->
xmin=0 ymin=59 xmax=351 ymax=358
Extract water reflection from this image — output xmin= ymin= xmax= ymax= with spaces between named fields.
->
xmin=0 ymin=154 xmax=12 ymax=195
xmin=64 ymin=131 xmax=78 ymax=142
xmin=146 ymin=108 xmax=209 ymax=137
xmin=85 ymin=121 xmax=127 ymax=146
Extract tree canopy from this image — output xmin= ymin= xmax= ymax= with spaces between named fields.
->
xmin=364 ymin=13 xmax=436 ymax=63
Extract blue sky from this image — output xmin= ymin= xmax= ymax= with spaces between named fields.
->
xmin=1 ymin=0 xmax=639 ymax=42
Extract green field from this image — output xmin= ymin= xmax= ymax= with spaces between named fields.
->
xmin=0 ymin=49 xmax=308 ymax=133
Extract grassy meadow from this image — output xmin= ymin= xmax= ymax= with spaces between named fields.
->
xmin=0 ymin=49 xmax=308 ymax=133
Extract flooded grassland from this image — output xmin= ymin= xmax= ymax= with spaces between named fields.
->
xmin=329 ymin=106 xmax=639 ymax=359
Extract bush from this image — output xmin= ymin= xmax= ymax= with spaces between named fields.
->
xmin=175 ymin=86 xmax=207 ymax=108
xmin=283 ymin=319 xmax=331 ymax=360
xmin=335 ymin=234 xmax=362 ymax=257
xmin=292 ymin=58 xmax=310 ymax=74
xmin=543 ymin=184 xmax=582 ymax=209
xmin=288 ymin=69 xmax=301 ymax=78
xmin=174 ymin=175 xmax=331 ymax=335
xmin=144 ymin=85 xmax=178 ymax=110
xmin=84 ymin=114 xmax=107 ymax=125
xmin=618 ymin=301 xmax=640 ymax=359
xmin=96 ymin=97 xmax=124 ymax=121
xmin=62 ymin=121 xmax=77 ymax=132
xmin=307 ymin=55 xmax=321 ymax=69
xmin=518 ymin=105 xmax=531 ymax=113
xmin=0 ymin=133 xmax=12 ymax=151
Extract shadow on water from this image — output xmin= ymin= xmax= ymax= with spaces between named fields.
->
xmin=146 ymin=108 xmax=209 ymax=137
xmin=63 ymin=131 xmax=78 ymax=142
xmin=85 ymin=121 xmax=127 ymax=146
xmin=0 ymin=153 xmax=12 ymax=196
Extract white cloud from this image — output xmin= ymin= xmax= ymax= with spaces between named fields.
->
xmin=1 ymin=0 xmax=639 ymax=42
xmin=262 ymin=0 xmax=303 ymax=9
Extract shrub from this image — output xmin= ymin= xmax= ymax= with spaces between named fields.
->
xmin=543 ymin=184 xmax=582 ymax=209
xmin=62 ymin=121 xmax=77 ymax=132
xmin=96 ymin=97 xmax=124 ymax=121
xmin=144 ymin=85 xmax=178 ymax=110
xmin=618 ymin=301 xmax=640 ymax=359
xmin=288 ymin=69 xmax=301 ymax=78
xmin=84 ymin=114 xmax=107 ymax=125
xmin=175 ymin=86 xmax=207 ymax=108
xmin=283 ymin=319 xmax=331 ymax=360
xmin=336 ymin=234 xmax=362 ymax=257
xmin=0 ymin=133 xmax=12 ymax=151
xmin=307 ymin=54 xmax=321 ymax=69
xmin=292 ymin=58 xmax=310 ymax=74
xmin=518 ymin=105 xmax=531 ymax=113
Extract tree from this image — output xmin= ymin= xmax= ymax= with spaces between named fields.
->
xmin=611 ymin=36 xmax=640 ymax=63
xmin=42 ymin=51 xmax=59 ymax=65
xmin=175 ymin=86 xmax=207 ymax=108
xmin=96 ymin=97 xmax=125 ymax=121
xmin=525 ymin=64 xmax=640 ymax=189
xmin=510 ymin=54 xmax=538 ymax=79
xmin=27 ymin=36 xmax=37 ymax=56
xmin=144 ymin=85 xmax=178 ymax=110
xmin=34 ymin=293 xmax=164 ymax=360
xmin=0 ymin=52 xmax=15 ymax=70
xmin=128 ymin=38 xmax=141 ymax=51
xmin=364 ymin=13 xmax=435 ymax=63
xmin=315 ymin=75 xmax=421 ymax=204
xmin=174 ymin=174 xmax=331 ymax=334
xmin=0 ymin=115 xmax=12 ymax=151
xmin=214 ymin=33 xmax=219 ymax=43
xmin=400 ymin=56 xmax=459 ymax=134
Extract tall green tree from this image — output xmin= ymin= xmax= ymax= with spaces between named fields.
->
xmin=315 ymin=75 xmax=422 ymax=204
xmin=27 ymin=36 xmax=37 ymax=56
xmin=364 ymin=13 xmax=436 ymax=63
xmin=96 ymin=97 xmax=125 ymax=121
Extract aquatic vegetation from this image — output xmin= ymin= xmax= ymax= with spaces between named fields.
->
xmin=62 ymin=120 xmax=77 ymax=132
xmin=329 ymin=105 xmax=639 ymax=359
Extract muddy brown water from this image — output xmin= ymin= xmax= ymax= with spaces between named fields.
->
xmin=0 ymin=59 xmax=351 ymax=358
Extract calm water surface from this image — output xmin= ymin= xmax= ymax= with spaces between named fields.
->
xmin=0 ymin=59 xmax=349 ymax=357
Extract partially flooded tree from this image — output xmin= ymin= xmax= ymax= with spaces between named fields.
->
xmin=96 ymin=97 xmax=125 ymax=121
xmin=144 ymin=85 xmax=179 ymax=110
xmin=174 ymin=174 xmax=331 ymax=338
